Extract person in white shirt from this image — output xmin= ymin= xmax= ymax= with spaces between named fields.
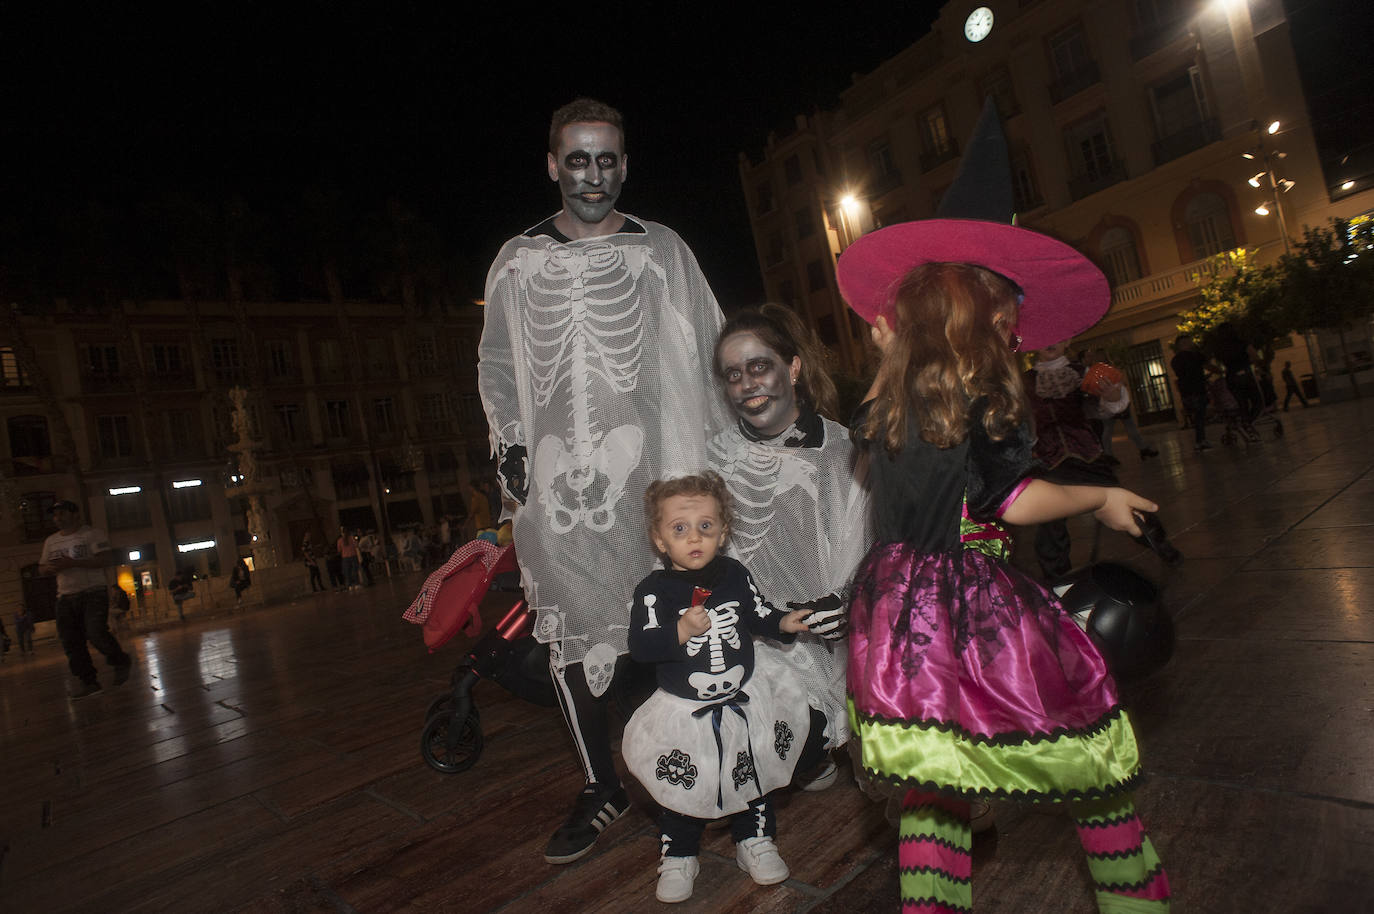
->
xmin=39 ymin=500 xmax=132 ymax=698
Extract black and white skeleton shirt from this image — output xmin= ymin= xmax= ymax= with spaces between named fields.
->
xmin=708 ymin=410 xmax=872 ymax=746
xmin=478 ymin=214 xmax=728 ymax=674
xmin=627 ymin=555 xmax=793 ymax=701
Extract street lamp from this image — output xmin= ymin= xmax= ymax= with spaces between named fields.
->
xmin=1242 ymin=119 xmax=1295 ymax=254
xmin=835 ymin=190 xmax=868 ymax=249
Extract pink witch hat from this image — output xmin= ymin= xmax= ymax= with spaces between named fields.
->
xmin=836 ymin=99 xmax=1109 ymax=351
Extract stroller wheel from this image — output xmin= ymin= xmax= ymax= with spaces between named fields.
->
xmin=1273 ymin=420 xmax=1284 ymax=439
xmin=425 ymin=694 xmax=481 ymax=725
xmin=421 ymin=709 xmax=483 ymax=774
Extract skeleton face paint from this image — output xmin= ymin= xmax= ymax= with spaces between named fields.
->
xmin=546 ymin=122 xmax=627 ymax=237
xmin=651 ymin=494 xmax=728 ymax=572
xmin=717 ymin=331 xmax=801 ymax=438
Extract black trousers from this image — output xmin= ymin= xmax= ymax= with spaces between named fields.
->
xmin=1227 ymin=371 xmax=1263 ymax=425
xmin=1181 ymin=393 xmax=1209 ymax=444
xmin=551 ymin=656 xmax=627 ymax=789
xmin=659 ymin=796 xmax=776 ymax=857
xmin=56 ymin=587 xmax=129 ymax=683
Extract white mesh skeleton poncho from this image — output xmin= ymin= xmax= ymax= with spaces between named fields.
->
xmin=708 ymin=415 xmax=872 ymax=747
xmin=478 ymin=215 xmax=728 ymax=672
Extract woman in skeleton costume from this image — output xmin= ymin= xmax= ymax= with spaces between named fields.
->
xmin=623 ymin=473 xmax=825 ymax=903
xmin=478 ymin=98 xmax=730 ymax=865
xmin=708 ymin=305 xmax=871 ymax=781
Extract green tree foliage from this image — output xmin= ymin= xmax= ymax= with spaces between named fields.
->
xmin=1276 ymin=218 xmax=1374 ymax=336
xmin=1179 ymin=219 xmax=1374 ymax=395
xmin=1177 ymin=248 xmax=1286 ymax=355
xmin=1280 ymin=218 xmax=1374 ymax=395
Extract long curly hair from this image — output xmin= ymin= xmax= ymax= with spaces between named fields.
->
xmin=713 ymin=303 xmax=840 ymax=420
xmin=864 ymin=262 xmax=1029 ymax=451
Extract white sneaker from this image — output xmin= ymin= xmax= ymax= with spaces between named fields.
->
xmin=798 ymin=759 xmax=838 ymax=792
xmin=656 ymin=855 xmax=700 ymax=903
xmin=736 ymin=836 xmax=789 ymax=885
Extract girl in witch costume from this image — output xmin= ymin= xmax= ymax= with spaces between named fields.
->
xmin=836 ymin=101 xmax=1171 ymax=913
xmin=622 ymin=472 xmax=826 ymax=904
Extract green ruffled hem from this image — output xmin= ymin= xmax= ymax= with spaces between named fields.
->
xmin=849 ymin=700 xmax=1142 ymax=803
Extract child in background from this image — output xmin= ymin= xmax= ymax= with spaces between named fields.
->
xmin=835 ymin=100 xmax=1170 ymax=912
xmin=1082 ymin=350 xmax=1158 ymax=462
xmin=622 ymin=472 xmax=824 ymax=904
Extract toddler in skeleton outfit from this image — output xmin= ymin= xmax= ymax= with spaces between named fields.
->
xmin=623 ymin=472 xmax=826 ymax=903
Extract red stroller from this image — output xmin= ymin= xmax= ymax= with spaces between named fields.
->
xmin=402 ymin=540 xmax=556 ymax=773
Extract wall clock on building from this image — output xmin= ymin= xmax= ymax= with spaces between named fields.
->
xmin=964 ymin=6 xmax=994 ymax=42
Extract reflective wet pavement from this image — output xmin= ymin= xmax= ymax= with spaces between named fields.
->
xmin=2 ymin=400 xmax=1372 ymax=913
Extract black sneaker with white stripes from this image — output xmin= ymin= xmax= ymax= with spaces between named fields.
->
xmin=543 ymin=783 xmax=630 ymax=864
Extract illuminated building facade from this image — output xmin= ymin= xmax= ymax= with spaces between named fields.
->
xmin=0 ymin=298 xmax=487 ymax=620
xmin=739 ymin=0 xmax=1374 ymax=419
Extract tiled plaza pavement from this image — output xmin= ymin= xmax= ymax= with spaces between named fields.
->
xmin=2 ymin=399 xmax=1372 ymax=913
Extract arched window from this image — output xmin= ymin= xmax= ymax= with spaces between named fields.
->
xmin=1100 ymin=226 xmax=1142 ymax=286
xmin=1184 ymin=192 xmax=1236 ymax=259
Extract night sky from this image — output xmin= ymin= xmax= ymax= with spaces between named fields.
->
xmin=3 ymin=2 xmax=947 ymax=308
xmin=5 ymin=2 xmax=1366 ymax=311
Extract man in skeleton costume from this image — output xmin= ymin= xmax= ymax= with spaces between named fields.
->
xmin=708 ymin=306 xmax=872 ymax=783
xmin=478 ymin=98 xmax=728 ymax=865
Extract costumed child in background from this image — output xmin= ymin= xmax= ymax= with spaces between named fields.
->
xmin=1082 ymin=350 xmax=1158 ymax=463
xmin=622 ymin=472 xmax=826 ymax=904
xmin=836 ymin=100 xmax=1171 ymax=913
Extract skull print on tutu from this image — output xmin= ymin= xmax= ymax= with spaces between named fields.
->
xmin=622 ymin=555 xmax=812 ymax=819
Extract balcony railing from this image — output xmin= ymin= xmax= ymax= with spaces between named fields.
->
xmin=2 ymin=454 xmax=71 ymax=477
xmin=147 ymin=370 xmax=197 ymax=391
xmin=1067 ymin=159 xmax=1127 ymax=201
xmin=1109 ymin=253 xmax=1240 ymax=310
xmin=1151 ymin=118 xmax=1221 ymax=167
xmin=265 ymin=369 xmax=303 ymax=386
xmin=81 ymin=373 xmax=134 ymax=393
xmin=1048 ymin=61 xmax=1101 ymax=104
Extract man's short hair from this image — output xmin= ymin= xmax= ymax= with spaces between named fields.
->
xmin=51 ymin=499 xmax=79 ymax=514
xmin=549 ymin=98 xmax=625 ymax=153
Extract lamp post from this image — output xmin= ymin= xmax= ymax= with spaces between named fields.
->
xmin=1243 ymin=119 xmax=1295 ymax=255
